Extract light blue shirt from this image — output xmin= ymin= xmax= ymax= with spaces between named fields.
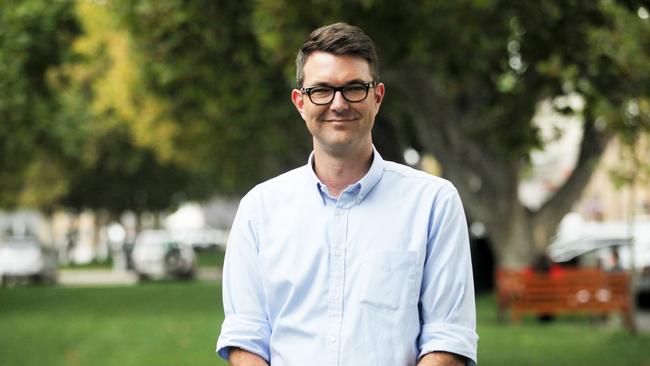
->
xmin=217 ymin=149 xmax=478 ymax=366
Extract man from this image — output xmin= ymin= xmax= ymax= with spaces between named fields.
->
xmin=217 ymin=23 xmax=478 ymax=366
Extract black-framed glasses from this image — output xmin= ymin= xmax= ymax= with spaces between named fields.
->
xmin=300 ymin=81 xmax=377 ymax=105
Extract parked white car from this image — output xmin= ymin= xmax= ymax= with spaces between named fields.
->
xmin=548 ymin=213 xmax=650 ymax=294
xmin=0 ymin=236 xmax=58 ymax=286
xmin=131 ymin=230 xmax=196 ymax=281
xmin=171 ymin=228 xmax=228 ymax=249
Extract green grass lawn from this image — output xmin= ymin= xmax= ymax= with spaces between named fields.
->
xmin=1 ymin=282 xmax=650 ymax=366
xmin=0 ymin=282 xmax=227 ymax=366
xmin=475 ymin=296 xmax=650 ymax=365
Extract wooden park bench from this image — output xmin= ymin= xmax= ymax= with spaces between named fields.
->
xmin=496 ymin=268 xmax=633 ymax=329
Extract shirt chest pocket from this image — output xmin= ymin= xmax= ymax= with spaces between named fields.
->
xmin=360 ymin=251 xmax=418 ymax=312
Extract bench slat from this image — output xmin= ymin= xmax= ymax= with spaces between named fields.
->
xmin=495 ymin=268 xmax=633 ymax=329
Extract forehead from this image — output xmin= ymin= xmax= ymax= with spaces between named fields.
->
xmin=302 ymin=51 xmax=373 ymax=85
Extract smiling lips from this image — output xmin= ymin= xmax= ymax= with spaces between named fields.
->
xmin=324 ymin=119 xmax=356 ymax=122
xmin=322 ymin=114 xmax=359 ymax=122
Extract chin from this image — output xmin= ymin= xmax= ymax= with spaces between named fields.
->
xmin=323 ymin=138 xmax=365 ymax=151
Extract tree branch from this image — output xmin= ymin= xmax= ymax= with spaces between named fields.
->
xmin=534 ymin=109 xmax=613 ymax=247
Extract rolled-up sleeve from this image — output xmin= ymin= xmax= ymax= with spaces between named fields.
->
xmin=216 ymin=191 xmax=271 ymax=362
xmin=419 ymin=187 xmax=479 ymax=365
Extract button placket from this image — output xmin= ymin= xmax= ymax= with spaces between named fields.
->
xmin=325 ymin=204 xmax=349 ymax=366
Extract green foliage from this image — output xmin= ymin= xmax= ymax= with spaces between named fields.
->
xmin=53 ymin=0 xmax=212 ymax=214
xmin=0 ymin=0 xmax=81 ymax=207
xmin=60 ymin=126 xmax=207 ymax=214
xmin=254 ymin=0 xmax=649 ymax=160
xmin=113 ymin=0 xmax=311 ymax=194
xmin=0 ymin=0 xmax=217 ymax=213
xmin=1 ymin=0 xmax=649 ymax=260
xmin=247 ymin=0 xmax=650 ymax=266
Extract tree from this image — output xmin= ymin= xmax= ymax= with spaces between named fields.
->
xmin=0 ymin=0 xmax=81 ymax=208
xmin=0 ymin=0 xmax=213 ymax=215
xmin=53 ymin=0 xmax=212 ymax=216
xmin=112 ymin=0 xmax=313 ymax=194
xmin=62 ymin=0 xmax=650 ymax=268
xmin=252 ymin=0 xmax=650 ymax=268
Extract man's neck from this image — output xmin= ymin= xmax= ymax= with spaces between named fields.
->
xmin=312 ymin=143 xmax=373 ymax=198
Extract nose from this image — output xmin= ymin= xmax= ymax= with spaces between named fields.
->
xmin=329 ymin=90 xmax=349 ymax=112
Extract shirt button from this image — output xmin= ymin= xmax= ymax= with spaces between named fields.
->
xmin=329 ymin=336 xmax=336 ymax=343
xmin=334 ymin=248 xmax=343 ymax=257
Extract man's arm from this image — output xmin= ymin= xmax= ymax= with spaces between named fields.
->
xmin=216 ymin=192 xmax=272 ymax=361
xmin=417 ymin=186 xmax=478 ymax=365
xmin=229 ymin=348 xmax=269 ymax=366
xmin=417 ymin=351 xmax=466 ymax=366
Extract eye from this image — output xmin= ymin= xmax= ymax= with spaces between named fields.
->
xmin=344 ymin=84 xmax=367 ymax=93
xmin=309 ymin=86 xmax=333 ymax=97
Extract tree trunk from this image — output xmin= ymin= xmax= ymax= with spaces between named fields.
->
xmin=382 ymin=68 xmax=611 ymax=269
xmin=488 ymin=205 xmax=537 ymax=268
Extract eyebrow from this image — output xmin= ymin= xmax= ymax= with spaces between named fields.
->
xmin=308 ymin=79 xmax=368 ymax=87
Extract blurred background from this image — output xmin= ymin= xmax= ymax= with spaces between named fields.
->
xmin=1 ymin=0 xmax=650 ymax=365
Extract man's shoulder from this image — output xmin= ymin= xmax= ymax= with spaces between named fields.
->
xmin=247 ymin=164 xmax=310 ymax=197
xmin=381 ymin=160 xmax=455 ymax=192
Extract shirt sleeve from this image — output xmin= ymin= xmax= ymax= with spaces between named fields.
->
xmin=216 ymin=191 xmax=271 ymax=362
xmin=418 ymin=186 xmax=479 ymax=365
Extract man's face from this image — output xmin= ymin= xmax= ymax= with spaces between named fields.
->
xmin=291 ymin=51 xmax=385 ymax=155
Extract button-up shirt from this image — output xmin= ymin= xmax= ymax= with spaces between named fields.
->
xmin=217 ymin=149 xmax=478 ymax=366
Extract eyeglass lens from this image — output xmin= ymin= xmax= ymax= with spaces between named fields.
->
xmin=309 ymin=84 xmax=370 ymax=104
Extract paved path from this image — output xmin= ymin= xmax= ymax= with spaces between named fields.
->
xmin=59 ymin=269 xmax=138 ymax=286
xmin=636 ymin=310 xmax=650 ymax=333
xmin=58 ymin=267 xmax=221 ymax=286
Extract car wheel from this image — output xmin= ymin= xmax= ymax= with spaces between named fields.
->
xmin=164 ymin=248 xmax=182 ymax=272
xmin=42 ymin=272 xmax=58 ymax=285
xmin=177 ymin=268 xmax=196 ymax=281
xmin=31 ymin=274 xmax=44 ymax=285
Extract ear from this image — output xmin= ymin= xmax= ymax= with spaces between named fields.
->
xmin=372 ymin=82 xmax=385 ymax=113
xmin=291 ymin=89 xmax=306 ymax=120
xmin=373 ymin=82 xmax=385 ymax=106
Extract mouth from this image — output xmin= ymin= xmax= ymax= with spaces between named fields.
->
xmin=322 ymin=118 xmax=357 ymax=122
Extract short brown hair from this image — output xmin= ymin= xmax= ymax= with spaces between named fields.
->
xmin=296 ymin=22 xmax=379 ymax=87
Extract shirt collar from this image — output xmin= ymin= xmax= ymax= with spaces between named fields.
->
xmin=306 ymin=146 xmax=385 ymax=206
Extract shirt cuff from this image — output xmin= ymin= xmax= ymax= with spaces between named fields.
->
xmin=216 ymin=314 xmax=271 ymax=362
xmin=419 ymin=322 xmax=478 ymax=366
